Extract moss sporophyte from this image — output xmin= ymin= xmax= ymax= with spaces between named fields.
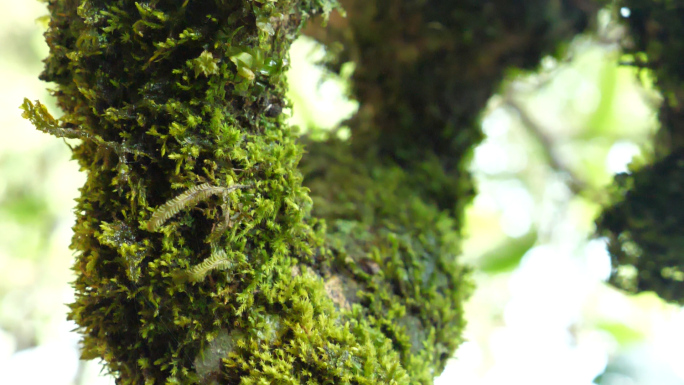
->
xmin=22 ymin=0 xmax=475 ymax=383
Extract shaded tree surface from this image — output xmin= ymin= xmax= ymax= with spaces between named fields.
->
xmin=20 ymin=0 xmax=683 ymax=383
xmin=597 ymin=0 xmax=684 ymax=306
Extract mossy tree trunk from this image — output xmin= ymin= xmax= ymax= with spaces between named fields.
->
xmin=24 ymin=0 xmax=684 ymax=384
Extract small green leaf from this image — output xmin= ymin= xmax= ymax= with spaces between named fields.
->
xmin=478 ymin=230 xmax=537 ymax=274
xmin=595 ymin=321 xmax=644 ymax=347
xmin=191 ymin=50 xmax=220 ymax=78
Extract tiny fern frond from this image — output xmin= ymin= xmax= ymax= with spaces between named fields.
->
xmin=147 ymin=183 xmax=249 ymax=231
xmin=21 ymin=98 xmax=62 ymax=135
xmin=22 ymin=98 xmax=150 ymax=158
xmin=175 ymin=248 xmax=234 ymax=283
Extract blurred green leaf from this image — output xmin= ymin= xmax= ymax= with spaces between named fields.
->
xmin=583 ymin=58 xmax=618 ymax=136
xmin=477 ymin=230 xmax=537 ymax=274
xmin=0 ymin=192 xmax=49 ymax=225
xmin=596 ymin=321 xmax=645 ymax=347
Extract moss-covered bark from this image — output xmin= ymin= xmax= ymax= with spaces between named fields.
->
xmin=23 ymin=0 xmax=471 ymax=383
xmin=304 ymin=0 xmax=598 ymax=217
xmin=24 ymin=0 xmax=421 ymax=383
xmin=597 ymin=1 xmax=684 ymax=305
xmin=297 ymin=2 xmax=598 ymax=380
xmin=22 ymin=0 xmax=603 ymax=384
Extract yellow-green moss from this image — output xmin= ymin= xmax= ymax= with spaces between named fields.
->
xmin=23 ymin=0 xmax=603 ymax=383
xmin=23 ymin=0 xmax=418 ymax=383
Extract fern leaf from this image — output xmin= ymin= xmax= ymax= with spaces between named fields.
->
xmin=22 ymin=98 xmax=149 ymax=158
xmin=147 ymin=183 xmax=249 ymax=231
xmin=184 ymin=248 xmax=234 ymax=283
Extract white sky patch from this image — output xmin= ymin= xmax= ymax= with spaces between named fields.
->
xmin=650 ymin=308 xmax=684 ymax=382
xmin=473 ymin=140 xmax=509 ymax=174
xmin=482 ymin=107 xmax=512 ymax=138
xmin=435 ymin=342 xmax=484 ymax=385
xmin=496 ymin=182 xmax=534 ymax=237
xmin=286 ymin=37 xmax=359 ymax=132
xmin=493 ymin=245 xmax=608 ymax=385
xmin=500 ymin=203 xmax=532 ymax=238
xmin=583 ymin=238 xmax=612 ymax=282
xmin=606 ymin=141 xmax=641 ymax=174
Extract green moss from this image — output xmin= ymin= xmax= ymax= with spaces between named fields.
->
xmin=300 ymin=138 xmax=472 ymax=382
xmin=22 ymin=0 xmax=475 ymax=383
xmin=25 ymin=0 xmax=416 ymax=383
xmin=24 ymin=0 xmax=604 ymax=383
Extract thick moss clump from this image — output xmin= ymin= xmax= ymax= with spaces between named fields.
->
xmin=23 ymin=0 xmax=609 ymax=383
xmin=301 ymin=138 xmax=471 ymax=381
xmin=22 ymin=0 xmax=432 ymax=383
xmin=22 ymin=0 xmax=475 ymax=383
xmin=596 ymin=1 xmax=684 ymax=304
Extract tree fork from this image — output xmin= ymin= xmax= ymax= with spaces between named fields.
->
xmin=21 ymin=0 xmax=634 ymax=384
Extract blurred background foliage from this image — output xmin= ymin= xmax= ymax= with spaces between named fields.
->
xmin=1 ymin=2 xmax=683 ymax=385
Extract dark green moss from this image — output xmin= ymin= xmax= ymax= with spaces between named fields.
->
xmin=298 ymin=2 xmax=597 ymax=377
xmin=295 ymin=2 xmax=605 ymax=379
xmin=617 ymin=0 xmax=684 ymax=154
xmin=598 ymin=150 xmax=684 ymax=305
xmin=596 ymin=1 xmax=684 ymax=304
xmin=306 ymin=0 xmax=596 ymax=219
